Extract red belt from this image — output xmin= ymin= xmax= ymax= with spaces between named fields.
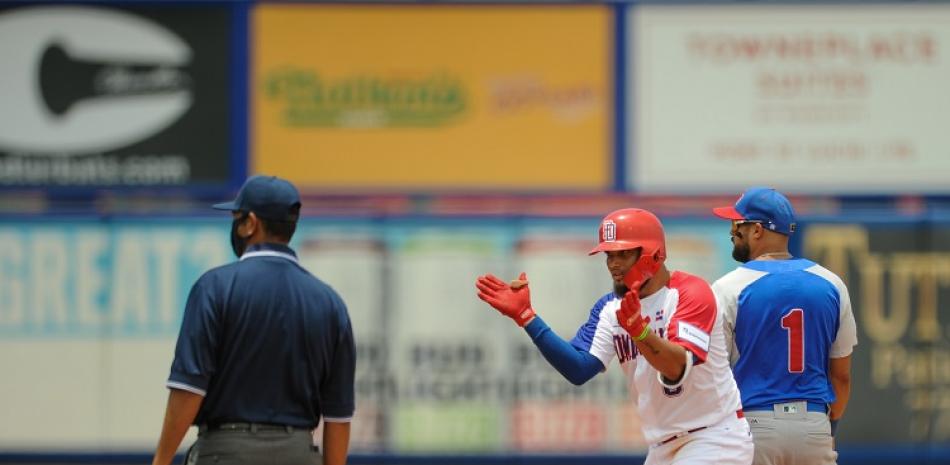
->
xmin=656 ymin=409 xmax=744 ymax=446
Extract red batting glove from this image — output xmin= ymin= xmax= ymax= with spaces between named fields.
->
xmin=475 ymin=272 xmax=536 ymax=327
xmin=616 ymin=290 xmax=652 ymax=341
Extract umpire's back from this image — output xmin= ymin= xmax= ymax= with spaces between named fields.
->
xmin=176 ymin=244 xmax=355 ymax=429
xmin=155 ymin=175 xmax=356 ymax=465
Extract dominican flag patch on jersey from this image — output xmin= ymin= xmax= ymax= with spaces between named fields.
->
xmin=677 ymin=321 xmax=710 ymax=352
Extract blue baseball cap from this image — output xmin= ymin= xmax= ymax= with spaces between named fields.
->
xmin=213 ymin=175 xmax=301 ymax=221
xmin=713 ymin=187 xmax=796 ymax=235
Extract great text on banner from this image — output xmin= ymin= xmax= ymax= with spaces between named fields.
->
xmin=253 ymin=5 xmax=611 ymax=191
xmin=629 ymin=5 xmax=950 ymax=194
xmin=0 ymin=5 xmax=232 ymax=188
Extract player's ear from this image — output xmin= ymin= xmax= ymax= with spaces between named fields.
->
xmin=244 ymin=212 xmax=260 ymax=237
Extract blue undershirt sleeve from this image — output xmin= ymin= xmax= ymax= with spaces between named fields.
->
xmin=524 ymin=316 xmax=605 ymax=386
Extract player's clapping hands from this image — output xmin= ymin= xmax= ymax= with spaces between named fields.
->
xmin=475 ymin=272 xmax=536 ymax=327
xmin=617 ymin=291 xmax=652 ymax=341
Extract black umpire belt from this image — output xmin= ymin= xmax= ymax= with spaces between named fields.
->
xmin=199 ymin=422 xmax=298 ymax=434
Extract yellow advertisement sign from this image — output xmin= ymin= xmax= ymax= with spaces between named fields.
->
xmin=253 ymin=5 xmax=611 ymax=190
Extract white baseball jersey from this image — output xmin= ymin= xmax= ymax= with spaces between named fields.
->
xmin=570 ymin=271 xmax=743 ymax=444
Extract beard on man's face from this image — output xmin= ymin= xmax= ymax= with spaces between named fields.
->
xmin=614 ymin=282 xmax=629 ymax=298
xmin=732 ymin=241 xmax=752 ymax=263
xmin=614 ymin=278 xmax=651 ymax=297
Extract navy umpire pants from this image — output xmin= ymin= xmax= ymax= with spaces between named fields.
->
xmin=187 ymin=423 xmax=321 ymax=465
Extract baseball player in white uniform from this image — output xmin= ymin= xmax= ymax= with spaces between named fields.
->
xmin=476 ymin=208 xmax=753 ymax=464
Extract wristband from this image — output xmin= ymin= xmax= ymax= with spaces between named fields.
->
xmin=516 ymin=307 xmax=536 ymax=327
xmin=634 ymin=326 xmax=650 ymax=341
xmin=830 ymin=419 xmax=839 ymax=436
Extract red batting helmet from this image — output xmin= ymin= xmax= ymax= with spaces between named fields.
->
xmin=589 ymin=208 xmax=667 ymax=286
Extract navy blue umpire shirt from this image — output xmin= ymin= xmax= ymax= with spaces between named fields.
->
xmin=166 ymin=242 xmax=356 ymax=428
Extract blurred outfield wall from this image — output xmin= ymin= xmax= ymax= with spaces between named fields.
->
xmin=1 ymin=208 xmax=949 ymax=460
xmin=0 ymin=215 xmax=733 ymax=453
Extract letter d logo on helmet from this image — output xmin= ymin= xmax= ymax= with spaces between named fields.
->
xmin=602 ymin=220 xmax=617 ymax=242
xmin=589 ymin=208 xmax=667 ymax=286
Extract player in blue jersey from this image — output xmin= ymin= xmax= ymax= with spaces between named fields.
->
xmin=712 ymin=187 xmax=857 ymax=465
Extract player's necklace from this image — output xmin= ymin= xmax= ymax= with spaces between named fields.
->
xmin=755 ymin=251 xmax=793 ymax=261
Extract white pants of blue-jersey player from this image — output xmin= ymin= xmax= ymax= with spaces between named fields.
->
xmin=745 ymin=401 xmax=837 ymax=465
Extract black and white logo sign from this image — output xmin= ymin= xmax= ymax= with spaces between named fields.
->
xmin=0 ymin=5 xmax=231 ymax=187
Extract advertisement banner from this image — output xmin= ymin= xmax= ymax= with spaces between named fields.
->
xmin=0 ymin=219 xmax=231 ymax=447
xmin=0 ymin=220 xmax=230 ymax=338
xmin=0 ymin=5 xmax=232 ymax=187
xmin=801 ymin=220 xmax=950 ymax=444
xmin=629 ymin=5 xmax=950 ymax=193
xmin=294 ymin=223 xmax=389 ymax=451
xmin=252 ymin=5 xmax=612 ymax=190
xmin=386 ymin=228 xmax=509 ymax=451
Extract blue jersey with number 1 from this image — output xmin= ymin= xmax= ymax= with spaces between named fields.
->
xmin=712 ymin=258 xmax=857 ymax=411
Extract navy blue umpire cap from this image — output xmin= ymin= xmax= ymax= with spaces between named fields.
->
xmin=213 ymin=175 xmax=301 ymax=221
xmin=713 ymin=187 xmax=796 ymax=235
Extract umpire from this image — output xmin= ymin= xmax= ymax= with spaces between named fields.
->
xmin=152 ymin=175 xmax=356 ymax=465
